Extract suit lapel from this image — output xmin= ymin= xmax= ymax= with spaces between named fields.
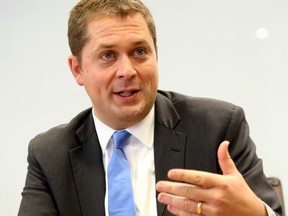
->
xmin=154 ymin=93 xmax=187 ymax=216
xmin=69 ymin=112 xmax=106 ymax=216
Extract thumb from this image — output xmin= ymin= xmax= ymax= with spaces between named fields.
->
xmin=218 ymin=141 xmax=238 ymax=175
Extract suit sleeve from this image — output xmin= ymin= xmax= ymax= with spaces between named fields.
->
xmin=18 ymin=138 xmax=59 ymax=216
xmin=224 ymin=106 xmax=283 ymax=215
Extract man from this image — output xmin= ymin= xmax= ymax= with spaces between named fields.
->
xmin=18 ymin=0 xmax=282 ymax=215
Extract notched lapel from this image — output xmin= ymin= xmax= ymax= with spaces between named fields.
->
xmin=154 ymin=123 xmax=187 ymax=182
xmin=69 ymin=113 xmax=106 ymax=216
xmin=154 ymin=93 xmax=187 ymax=216
xmin=154 ymin=123 xmax=187 ymax=216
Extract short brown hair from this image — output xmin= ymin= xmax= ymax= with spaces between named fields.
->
xmin=68 ymin=0 xmax=157 ymax=60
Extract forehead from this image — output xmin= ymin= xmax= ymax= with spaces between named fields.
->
xmin=85 ymin=13 xmax=153 ymax=47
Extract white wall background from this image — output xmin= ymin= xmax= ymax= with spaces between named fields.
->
xmin=1 ymin=0 xmax=287 ymax=215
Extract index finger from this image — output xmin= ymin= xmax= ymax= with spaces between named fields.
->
xmin=167 ymin=169 xmax=224 ymax=188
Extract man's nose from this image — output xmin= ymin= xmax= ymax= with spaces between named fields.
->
xmin=116 ymin=55 xmax=137 ymax=79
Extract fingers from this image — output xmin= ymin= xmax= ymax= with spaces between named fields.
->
xmin=157 ymin=193 xmax=195 ymax=212
xmin=157 ymin=192 xmax=208 ymax=216
xmin=156 ymin=181 xmax=207 ymax=201
xmin=156 ymin=181 xmax=208 ymax=215
xmin=156 ymin=181 xmax=213 ymax=216
xmin=166 ymin=168 xmax=223 ymax=188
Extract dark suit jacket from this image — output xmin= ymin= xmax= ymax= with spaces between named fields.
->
xmin=18 ymin=90 xmax=282 ymax=215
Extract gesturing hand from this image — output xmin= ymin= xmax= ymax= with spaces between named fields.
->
xmin=156 ymin=141 xmax=267 ymax=216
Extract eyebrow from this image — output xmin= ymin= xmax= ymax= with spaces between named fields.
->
xmin=132 ymin=40 xmax=150 ymax=46
xmin=96 ymin=39 xmax=151 ymax=50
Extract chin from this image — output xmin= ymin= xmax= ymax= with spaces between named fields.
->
xmin=118 ymin=107 xmax=148 ymax=123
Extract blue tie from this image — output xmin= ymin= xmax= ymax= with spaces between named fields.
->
xmin=108 ymin=130 xmax=136 ymax=216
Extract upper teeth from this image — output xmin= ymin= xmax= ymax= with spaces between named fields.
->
xmin=119 ymin=92 xmax=133 ymax=97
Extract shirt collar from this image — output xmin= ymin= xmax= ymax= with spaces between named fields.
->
xmin=92 ymin=106 xmax=155 ymax=154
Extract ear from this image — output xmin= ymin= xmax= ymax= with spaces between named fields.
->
xmin=68 ymin=55 xmax=84 ymax=86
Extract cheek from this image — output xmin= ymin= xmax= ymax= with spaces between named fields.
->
xmin=140 ymin=62 xmax=158 ymax=80
xmin=146 ymin=66 xmax=158 ymax=87
xmin=80 ymin=71 xmax=99 ymax=95
xmin=83 ymin=70 xmax=114 ymax=97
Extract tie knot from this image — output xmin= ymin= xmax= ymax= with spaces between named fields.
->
xmin=112 ymin=130 xmax=131 ymax=149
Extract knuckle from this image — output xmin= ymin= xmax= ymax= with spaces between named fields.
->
xmin=194 ymin=175 xmax=202 ymax=185
xmin=183 ymin=199 xmax=192 ymax=211
xmin=213 ymin=193 xmax=226 ymax=206
xmin=184 ymin=186 xmax=193 ymax=198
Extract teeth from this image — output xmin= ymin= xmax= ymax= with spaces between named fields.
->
xmin=119 ymin=92 xmax=133 ymax=97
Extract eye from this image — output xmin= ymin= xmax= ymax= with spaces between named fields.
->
xmin=134 ymin=48 xmax=146 ymax=56
xmin=101 ymin=52 xmax=115 ymax=60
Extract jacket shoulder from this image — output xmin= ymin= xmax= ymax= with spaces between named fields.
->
xmin=29 ymin=108 xmax=92 ymax=153
xmin=157 ymin=90 xmax=243 ymax=115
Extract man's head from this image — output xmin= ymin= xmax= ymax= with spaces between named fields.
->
xmin=68 ymin=0 xmax=158 ymax=130
xmin=68 ymin=0 xmax=157 ymax=61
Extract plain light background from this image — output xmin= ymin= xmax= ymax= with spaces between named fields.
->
xmin=1 ymin=0 xmax=287 ymax=215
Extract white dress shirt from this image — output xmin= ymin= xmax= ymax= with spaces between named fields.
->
xmin=92 ymin=106 xmax=157 ymax=216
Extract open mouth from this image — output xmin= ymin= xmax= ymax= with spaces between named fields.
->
xmin=116 ymin=90 xmax=139 ymax=97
